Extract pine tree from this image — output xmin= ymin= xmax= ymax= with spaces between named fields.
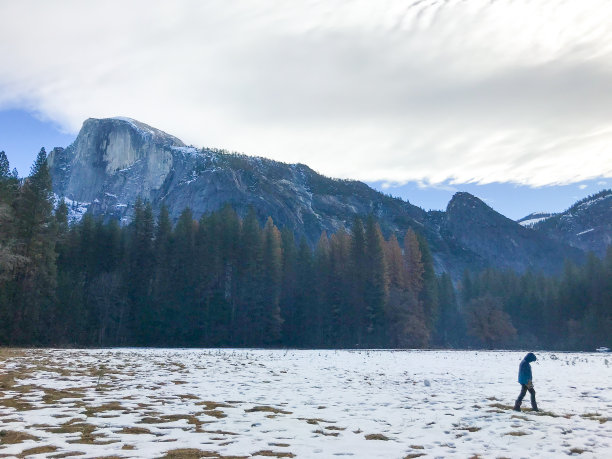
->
xmin=363 ymin=216 xmax=388 ymax=346
xmin=237 ymin=207 xmax=263 ymax=345
xmin=350 ymin=217 xmax=367 ymax=346
xmin=280 ymin=228 xmax=297 ymax=344
xmin=313 ymin=231 xmax=331 ymax=346
xmin=261 ymin=217 xmax=283 ymax=344
xmin=10 ymin=148 xmax=57 ymax=343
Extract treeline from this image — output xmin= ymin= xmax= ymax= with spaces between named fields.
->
xmin=1 ymin=149 xmax=453 ymax=347
xmin=1 ymin=149 xmax=611 ymax=350
xmin=461 ymin=253 xmax=612 ymax=350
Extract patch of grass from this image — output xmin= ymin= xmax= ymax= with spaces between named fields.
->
xmin=202 ymin=429 xmax=239 ymax=436
xmin=365 ymin=433 xmax=391 ymax=441
xmin=157 ymin=414 xmax=205 ymax=431
xmin=404 ymin=454 xmax=426 ymax=459
xmin=48 ymin=452 xmax=86 ymax=458
xmin=0 ymin=372 xmax=17 ymax=390
xmin=179 ymin=394 xmax=200 ymax=400
xmin=245 ymin=406 xmax=292 ymax=415
xmin=0 ymin=396 xmax=34 ymax=411
xmin=47 ymin=420 xmax=113 ymax=445
xmin=116 ymin=426 xmax=153 ymax=435
xmin=122 ymin=444 xmax=136 ymax=450
xmin=297 ymin=417 xmax=333 ymax=425
xmin=453 ymin=424 xmax=481 ymax=433
xmin=581 ymin=413 xmax=608 ymax=423
xmin=569 ymin=447 xmax=588 ymax=454
xmin=201 ymin=410 xmax=227 ymax=419
xmin=197 ymin=401 xmax=233 ymax=410
xmin=268 ymin=443 xmax=290 ymax=447
xmin=325 ymin=426 xmax=345 ymax=431
xmin=530 ymin=410 xmax=561 ymax=418
xmin=160 ymin=448 xmax=248 ymax=458
xmin=252 ymin=451 xmax=296 ymax=458
xmin=504 ymin=431 xmax=529 ymax=436
xmin=139 ymin=416 xmax=170 ymax=424
xmin=489 ymin=403 xmax=514 ymax=411
xmin=17 ymin=445 xmax=58 ymax=457
xmin=83 ymin=401 xmax=124 ymax=417
xmin=410 ymin=445 xmax=424 ymax=449
xmin=43 ymin=388 xmax=85 ymax=404
xmin=313 ymin=429 xmax=339 ymax=437
xmin=0 ymin=430 xmax=39 ymax=444
xmin=510 ymin=415 xmax=531 ymax=421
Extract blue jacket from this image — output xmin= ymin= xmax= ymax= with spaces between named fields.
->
xmin=518 ymin=352 xmax=536 ymax=385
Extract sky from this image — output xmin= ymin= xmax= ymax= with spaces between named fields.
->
xmin=1 ymin=0 xmax=611 ymax=219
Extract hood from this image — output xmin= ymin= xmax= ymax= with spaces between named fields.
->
xmin=524 ymin=352 xmax=536 ymax=363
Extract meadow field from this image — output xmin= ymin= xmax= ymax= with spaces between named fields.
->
xmin=0 ymin=349 xmax=610 ymax=458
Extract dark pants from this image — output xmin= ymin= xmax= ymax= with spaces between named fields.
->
xmin=515 ymin=384 xmax=537 ymax=410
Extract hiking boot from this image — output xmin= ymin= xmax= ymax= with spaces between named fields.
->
xmin=513 ymin=401 xmax=521 ymax=412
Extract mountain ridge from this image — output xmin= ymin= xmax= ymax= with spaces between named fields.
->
xmin=48 ymin=117 xmax=587 ymax=278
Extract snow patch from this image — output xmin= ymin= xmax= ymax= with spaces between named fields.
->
xmin=577 ymin=228 xmax=595 ymax=236
xmin=0 ymin=349 xmax=610 ymax=458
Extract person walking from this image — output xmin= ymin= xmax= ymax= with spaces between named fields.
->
xmin=513 ymin=352 xmax=538 ymax=412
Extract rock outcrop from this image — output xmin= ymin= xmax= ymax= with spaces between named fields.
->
xmin=527 ymin=190 xmax=612 ymax=257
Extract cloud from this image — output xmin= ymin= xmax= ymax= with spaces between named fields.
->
xmin=1 ymin=0 xmax=612 ymax=186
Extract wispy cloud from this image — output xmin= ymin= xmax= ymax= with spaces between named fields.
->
xmin=1 ymin=0 xmax=611 ymax=186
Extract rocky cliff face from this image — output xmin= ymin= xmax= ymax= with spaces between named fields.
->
xmin=442 ymin=193 xmax=583 ymax=273
xmin=527 ymin=190 xmax=612 ymax=257
xmin=48 ymin=117 xmax=586 ymax=278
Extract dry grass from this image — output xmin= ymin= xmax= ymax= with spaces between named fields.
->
xmin=47 ymin=452 xmax=86 ymax=458
xmin=325 ymin=426 xmax=345 ymax=431
xmin=569 ymin=447 xmax=588 ymax=454
xmin=404 ymin=454 xmax=426 ymax=459
xmin=115 ymin=426 xmax=154 ymax=435
xmin=581 ymin=413 xmax=608 ymax=424
xmin=160 ymin=448 xmax=248 ymax=458
xmin=245 ymin=406 xmax=292 ymax=415
xmin=365 ymin=433 xmax=391 ymax=440
xmin=83 ymin=401 xmax=124 ymax=417
xmin=46 ymin=419 xmax=114 ymax=445
xmin=197 ymin=401 xmax=233 ymax=410
xmin=0 ymin=430 xmax=39 ymax=444
xmin=0 ymin=371 xmax=17 ymax=390
xmin=201 ymin=410 xmax=226 ymax=419
xmin=297 ymin=417 xmax=333 ymax=425
xmin=43 ymin=388 xmax=85 ymax=404
xmin=454 ymin=424 xmax=481 ymax=433
xmin=252 ymin=451 xmax=296 ymax=458
xmin=0 ymin=396 xmax=35 ymax=411
xmin=17 ymin=445 xmax=58 ymax=457
xmin=504 ymin=431 xmax=529 ymax=436
xmin=313 ymin=429 xmax=339 ymax=437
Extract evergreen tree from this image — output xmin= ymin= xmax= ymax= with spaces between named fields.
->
xmin=9 ymin=148 xmax=57 ymax=343
xmin=363 ymin=216 xmax=388 ymax=346
xmin=261 ymin=217 xmax=283 ymax=344
xmin=350 ymin=217 xmax=367 ymax=346
xmin=237 ymin=207 xmax=263 ymax=345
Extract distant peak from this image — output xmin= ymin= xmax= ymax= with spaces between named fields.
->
xmin=81 ymin=117 xmax=186 ymax=148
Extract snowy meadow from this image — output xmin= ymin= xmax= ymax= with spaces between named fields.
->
xmin=0 ymin=349 xmax=610 ymax=458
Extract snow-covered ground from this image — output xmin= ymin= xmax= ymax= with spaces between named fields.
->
xmin=0 ymin=349 xmax=610 ymax=458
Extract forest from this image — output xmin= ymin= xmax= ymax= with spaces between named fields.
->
xmin=1 ymin=149 xmax=611 ymax=350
